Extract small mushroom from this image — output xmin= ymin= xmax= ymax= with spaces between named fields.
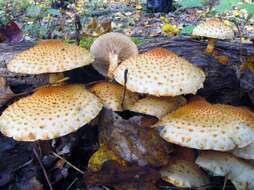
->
xmin=196 ymin=151 xmax=254 ymax=190
xmin=90 ymin=32 xmax=138 ymax=79
xmin=192 ymin=18 xmax=234 ymax=54
xmin=127 ymin=96 xmax=186 ymax=119
xmin=0 ymin=84 xmax=103 ymax=141
xmin=89 ymin=81 xmax=139 ymax=111
xmin=160 ymin=158 xmax=210 ymax=189
xmin=154 ymin=96 xmax=254 ymax=151
xmin=7 ymin=40 xmax=95 ymax=83
xmin=114 ymin=48 xmax=205 ymax=96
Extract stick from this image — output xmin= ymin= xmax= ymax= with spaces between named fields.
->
xmin=75 ymin=14 xmax=82 ymax=45
xmin=121 ymin=69 xmax=128 ymax=109
xmin=51 ymin=152 xmax=84 ymax=174
xmin=33 ymin=147 xmax=53 ymax=190
xmin=222 ymin=174 xmax=228 ymax=190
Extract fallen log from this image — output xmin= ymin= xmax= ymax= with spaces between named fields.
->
xmin=1 ymin=36 xmax=254 ymax=106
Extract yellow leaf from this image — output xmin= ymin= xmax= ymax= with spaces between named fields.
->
xmin=160 ymin=16 xmax=169 ymax=23
xmin=88 ymin=144 xmax=126 ymax=172
xmin=161 ymin=23 xmax=180 ymax=35
xmin=223 ymin=20 xmax=233 ymax=28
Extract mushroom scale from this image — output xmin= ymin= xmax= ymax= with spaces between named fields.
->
xmin=8 ymin=40 xmax=94 ymax=74
xmin=0 ymin=84 xmax=103 ymax=141
xmin=113 ymin=48 xmax=205 ymax=96
xmin=154 ymin=97 xmax=254 ymax=151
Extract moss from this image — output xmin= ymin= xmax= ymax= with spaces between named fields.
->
xmin=131 ymin=37 xmax=144 ymax=46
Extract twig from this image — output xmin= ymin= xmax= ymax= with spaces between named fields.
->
xmin=14 ymin=159 xmax=33 ymax=171
xmin=51 ymin=151 xmax=84 ymax=174
xmin=33 ymin=147 xmax=53 ymax=190
xmin=66 ymin=177 xmax=78 ymax=190
xmin=121 ymin=69 xmax=128 ymax=109
xmin=222 ymin=174 xmax=228 ymax=190
xmin=75 ymin=14 xmax=82 ymax=45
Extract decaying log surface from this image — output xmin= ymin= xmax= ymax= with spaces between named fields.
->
xmin=1 ymin=37 xmax=254 ymax=106
xmin=0 ymin=42 xmax=49 ymax=92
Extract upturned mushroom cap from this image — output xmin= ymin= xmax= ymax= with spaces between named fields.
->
xmin=8 ymin=40 xmax=95 ymax=74
xmin=192 ymin=18 xmax=234 ymax=40
xmin=127 ymin=96 xmax=186 ymax=119
xmin=89 ymin=81 xmax=139 ymax=111
xmin=0 ymin=84 xmax=103 ymax=141
xmin=154 ymin=97 xmax=254 ymax=151
xmin=113 ymin=48 xmax=205 ymax=96
xmin=160 ymin=159 xmax=210 ymax=188
xmin=196 ymin=151 xmax=254 ymax=190
xmin=90 ymin=32 xmax=138 ymax=77
xmin=233 ymin=142 xmax=254 ymax=160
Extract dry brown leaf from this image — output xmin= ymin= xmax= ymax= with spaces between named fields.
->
xmin=98 ymin=109 xmax=171 ymax=167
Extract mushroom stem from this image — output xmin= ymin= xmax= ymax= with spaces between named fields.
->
xmin=108 ymin=53 xmax=119 ymax=80
xmin=206 ymin=38 xmax=217 ymax=54
xmin=49 ymin=73 xmax=65 ymax=84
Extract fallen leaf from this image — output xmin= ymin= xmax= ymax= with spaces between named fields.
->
xmin=98 ymin=109 xmax=171 ymax=167
xmin=88 ymin=144 xmax=127 ymax=172
xmin=84 ymin=160 xmax=160 ymax=190
xmin=161 ymin=23 xmax=180 ymax=35
xmin=0 ymin=21 xmax=23 ymax=43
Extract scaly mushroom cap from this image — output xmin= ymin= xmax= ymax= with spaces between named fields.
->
xmin=160 ymin=159 xmax=210 ymax=188
xmin=90 ymin=32 xmax=138 ymax=76
xmin=192 ymin=18 xmax=234 ymax=40
xmin=89 ymin=81 xmax=139 ymax=111
xmin=127 ymin=96 xmax=186 ymax=119
xmin=154 ymin=97 xmax=254 ymax=151
xmin=0 ymin=84 xmax=103 ymax=141
xmin=8 ymin=40 xmax=94 ymax=74
xmin=113 ymin=48 xmax=205 ymax=96
xmin=233 ymin=142 xmax=254 ymax=160
xmin=196 ymin=151 xmax=254 ymax=190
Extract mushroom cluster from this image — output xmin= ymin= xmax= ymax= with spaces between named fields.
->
xmin=0 ymin=31 xmax=253 ymax=190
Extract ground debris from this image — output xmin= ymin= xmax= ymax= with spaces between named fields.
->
xmin=84 ymin=160 xmax=160 ymax=190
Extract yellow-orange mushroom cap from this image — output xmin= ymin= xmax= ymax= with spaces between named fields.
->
xmin=154 ymin=97 xmax=254 ymax=151
xmin=0 ymin=84 xmax=103 ymax=141
xmin=89 ymin=81 xmax=139 ymax=111
xmin=8 ymin=40 xmax=94 ymax=74
xmin=113 ymin=48 xmax=205 ymax=96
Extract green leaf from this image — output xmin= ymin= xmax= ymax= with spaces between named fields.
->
xmin=79 ymin=38 xmax=95 ymax=49
xmin=47 ymin=8 xmax=61 ymax=16
xmin=26 ymin=5 xmax=41 ymax=17
xmin=181 ymin=25 xmax=194 ymax=34
xmin=213 ymin=0 xmax=240 ymax=14
xmin=177 ymin=0 xmax=205 ymax=9
xmin=131 ymin=37 xmax=144 ymax=46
